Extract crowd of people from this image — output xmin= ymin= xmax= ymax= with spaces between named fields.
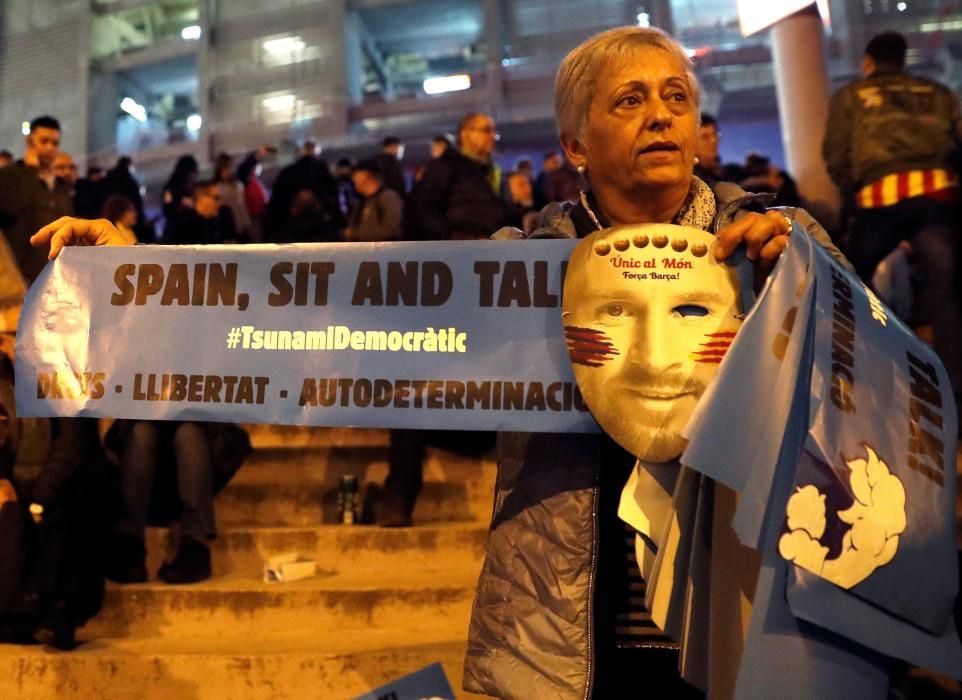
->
xmin=18 ymin=116 xmax=591 ymax=253
xmin=0 ymin=107 xmax=593 ymax=647
xmin=0 ymin=111 xmax=595 ymax=529
xmin=0 ymin=21 xmax=959 ymax=699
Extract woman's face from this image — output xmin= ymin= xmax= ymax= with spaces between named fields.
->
xmin=574 ymin=48 xmax=698 ymax=196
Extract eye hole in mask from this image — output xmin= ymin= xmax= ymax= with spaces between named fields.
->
xmin=673 ymin=304 xmax=709 ymax=318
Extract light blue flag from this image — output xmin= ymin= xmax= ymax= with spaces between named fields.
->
xmin=788 ymin=566 xmax=962 ymax=678
xmin=771 ymin=231 xmax=962 ymax=677
xmin=352 ymin=662 xmax=454 ymax=700
xmin=787 ymin=237 xmax=959 ymax=635
xmin=682 ymin=223 xmax=962 ymax=695
xmin=682 ymin=226 xmax=815 ymax=549
xmin=735 ymin=547 xmax=892 ymax=700
xmin=730 ymin=300 xmax=893 ymax=700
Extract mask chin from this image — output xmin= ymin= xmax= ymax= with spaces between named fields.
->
xmin=632 ymin=431 xmax=686 ymax=464
xmin=603 ymin=407 xmax=687 ymax=463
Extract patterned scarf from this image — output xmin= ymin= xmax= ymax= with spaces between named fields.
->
xmin=575 ymin=176 xmax=718 ymax=236
xmin=672 ymin=176 xmax=716 ymax=231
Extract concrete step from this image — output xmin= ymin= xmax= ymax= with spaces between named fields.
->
xmin=224 ymin=425 xmax=498 ymax=526
xmin=96 ymin=422 xmax=390 ymax=451
xmin=217 ymin=461 xmax=497 ymax=527
xmin=233 ymin=445 xmax=387 ymax=487
xmin=1 ymin=425 xmax=497 ymax=699
xmin=233 ymin=444 xmax=494 ymax=488
xmin=242 ymin=424 xmax=389 ymax=450
xmin=83 ymin=570 xmax=481 ymax=641
xmin=144 ymin=523 xmax=489 ymax=579
xmin=0 ymin=630 xmax=488 ymax=700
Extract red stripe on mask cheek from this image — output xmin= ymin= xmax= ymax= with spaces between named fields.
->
xmin=692 ymin=331 xmax=734 ymax=363
xmin=565 ymin=325 xmax=620 ymax=367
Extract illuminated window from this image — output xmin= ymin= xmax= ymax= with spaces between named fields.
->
xmin=423 ymin=74 xmax=471 ymax=94
xmin=259 ymin=34 xmax=322 ymax=68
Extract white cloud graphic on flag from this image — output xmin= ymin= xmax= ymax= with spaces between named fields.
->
xmin=779 ymin=445 xmax=906 ymax=589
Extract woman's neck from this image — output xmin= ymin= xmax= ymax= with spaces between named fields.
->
xmin=592 ymin=180 xmax=691 ymax=227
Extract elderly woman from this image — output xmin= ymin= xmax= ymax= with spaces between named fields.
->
xmin=462 ymin=26 xmax=848 ymax=700
xmin=31 ymin=26 xmax=847 ymax=700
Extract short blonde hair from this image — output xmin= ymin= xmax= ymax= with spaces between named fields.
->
xmin=555 ymin=27 xmax=700 ymax=141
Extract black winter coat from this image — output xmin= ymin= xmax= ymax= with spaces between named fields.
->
xmin=265 ymin=156 xmax=345 ymax=240
xmin=0 ymin=162 xmax=73 ymax=283
xmin=405 ymin=149 xmax=504 ymax=240
xmin=0 ymin=357 xmax=110 ymax=634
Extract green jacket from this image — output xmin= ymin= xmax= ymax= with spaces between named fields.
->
xmin=823 ymin=66 xmax=962 ymax=199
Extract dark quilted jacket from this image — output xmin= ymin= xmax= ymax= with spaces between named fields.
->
xmin=405 ymin=148 xmax=504 ymax=240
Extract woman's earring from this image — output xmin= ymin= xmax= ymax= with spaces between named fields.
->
xmin=693 ymin=156 xmax=700 ymax=165
xmin=576 ymin=163 xmax=586 ymax=174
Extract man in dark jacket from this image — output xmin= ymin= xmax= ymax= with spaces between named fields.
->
xmin=346 ymin=159 xmax=403 ymax=242
xmin=823 ymin=33 xmax=962 ymax=202
xmin=73 ymin=166 xmax=106 ymax=220
xmin=823 ymin=31 xmax=962 ymax=398
xmin=374 ymin=136 xmax=407 ymax=197
xmin=164 ymin=180 xmax=235 ymax=245
xmin=265 ymin=141 xmax=344 ymax=241
xmin=0 ymin=312 xmax=109 ymax=650
xmin=100 ymin=157 xmax=148 ymax=240
xmin=535 ymin=151 xmax=561 ymax=206
xmin=694 ymin=113 xmax=724 ymax=187
xmin=503 ymin=170 xmax=537 ymax=233
xmin=0 ymin=116 xmax=73 ymax=283
xmin=405 ymin=112 xmax=504 ymax=240
xmin=381 ymin=114 xmax=503 ymax=526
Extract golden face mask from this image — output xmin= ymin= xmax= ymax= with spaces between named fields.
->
xmin=563 ymin=224 xmax=744 ymax=462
